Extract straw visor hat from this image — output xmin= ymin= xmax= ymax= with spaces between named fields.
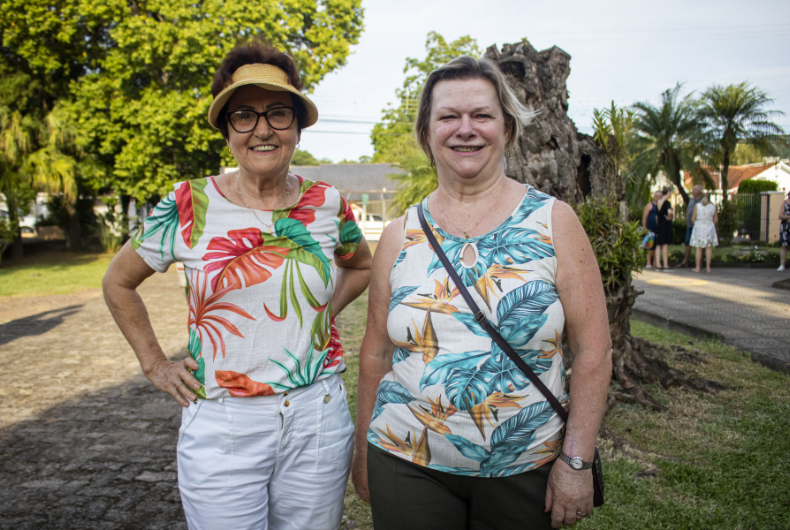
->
xmin=208 ymin=63 xmax=318 ymax=130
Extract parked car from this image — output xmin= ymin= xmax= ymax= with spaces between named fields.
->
xmin=359 ymin=213 xmax=388 ymax=241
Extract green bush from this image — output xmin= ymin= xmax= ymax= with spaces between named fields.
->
xmin=737 ymin=179 xmax=778 ymax=194
xmin=725 ymin=251 xmax=780 ymax=263
xmin=717 ymin=201 xmax=741 ymax=247
xmin=576 ymin=196 xmax=644 ymax=291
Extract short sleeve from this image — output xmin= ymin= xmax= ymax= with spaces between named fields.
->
xmin=335 ymin=196 xmax=363 ymax=260
xmin=130 ymin=188 xmax=181 ymax=273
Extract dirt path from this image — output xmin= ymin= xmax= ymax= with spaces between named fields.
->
xmin=0 ymin=271 xmax=190 ymax=529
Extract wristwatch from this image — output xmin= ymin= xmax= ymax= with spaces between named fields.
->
xmin=559 ymin=452 xmax=593 ymax=470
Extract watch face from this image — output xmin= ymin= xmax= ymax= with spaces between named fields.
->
xmin=571 ymin=457 xmax=584 ymax=470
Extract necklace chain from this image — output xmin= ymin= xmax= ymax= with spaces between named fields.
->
xmin=236 ymin=174 xmax=291 ymax=234
xmin=436 ymin=183 xmax=507 ymax=239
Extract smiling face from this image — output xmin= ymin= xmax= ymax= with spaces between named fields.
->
xmin=427 ymin=78 xmax=507 ymax=182
xmin=225 ymin=85 xmax=299 ymax=180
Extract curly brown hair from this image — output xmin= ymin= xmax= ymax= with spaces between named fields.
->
xmin=211 ymin=40 xmax=307 ymax=139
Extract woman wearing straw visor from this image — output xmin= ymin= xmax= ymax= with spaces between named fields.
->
xmin=352 ymin=56 xmax=612 ymax=529
xmin=103 ymin=41 xmax=372 ymax=529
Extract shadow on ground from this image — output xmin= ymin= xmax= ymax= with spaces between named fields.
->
xmin=0 ymin=376 xmax=187 ymax=530
xmin=0 ymin=306 xmax=83 ymax=347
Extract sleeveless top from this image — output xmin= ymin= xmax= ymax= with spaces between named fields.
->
xmin=367 ymin=185 xmax=567 ymax=477
xmin=132 ymin=176 xmax=362 ymax=400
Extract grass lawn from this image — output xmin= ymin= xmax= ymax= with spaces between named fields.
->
xmin=336 ymin=297 xmax=790 ymax=530
xmin=0 ymin=251 xmax=115 ymax=297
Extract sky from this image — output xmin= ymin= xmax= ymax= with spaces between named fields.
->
xmin=297 ymin=0 xmax=790 ymax=163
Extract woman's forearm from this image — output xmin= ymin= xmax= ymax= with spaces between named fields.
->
xmin=563 ymin=348 xmax=612 ymax=460
xmin=332 ymin=266 xmax=371 ymax=317
xmin=355 ymin=349 xmax=393 ymax=450
xmin=103 ymin=280 xmax=168 ymax=375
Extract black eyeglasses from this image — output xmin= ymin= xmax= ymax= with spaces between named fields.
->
xmin=226 ymin=106 xmax=296 ymax=133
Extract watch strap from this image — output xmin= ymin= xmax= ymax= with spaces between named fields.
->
xmin=559 ymin=452 xmax=593 ymax=470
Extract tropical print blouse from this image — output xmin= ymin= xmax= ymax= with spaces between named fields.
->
xmin=368 ymin=185 xmax=567 ymax=477
xmin=132 ymin=175 xmax=362 ymax=400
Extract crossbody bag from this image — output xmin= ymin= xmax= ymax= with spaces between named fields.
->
xmin=417 ymin=204 xmax=604 ymax=507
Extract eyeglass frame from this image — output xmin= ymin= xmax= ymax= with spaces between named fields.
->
xmin=225 ymin=106 xmax=298 ymax=133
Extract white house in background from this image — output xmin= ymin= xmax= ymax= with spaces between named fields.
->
xmin=750 ymin=159 xmax=790 ymax=191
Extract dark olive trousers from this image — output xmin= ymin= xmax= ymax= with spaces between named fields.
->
xmin=367 ymin=443 xmax=554 ymax=530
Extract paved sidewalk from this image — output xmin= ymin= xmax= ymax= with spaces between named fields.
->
xmin=0 ymin=271 xmax=189 ymax=529
xmin=633 ymin=267 xmax=790 ymax=373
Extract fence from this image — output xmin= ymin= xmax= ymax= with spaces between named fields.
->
xmin=733 ymin=194 xmax=761 ymax=242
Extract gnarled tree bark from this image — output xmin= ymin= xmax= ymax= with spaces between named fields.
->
xmin=485 ymin=40 xmax=722 ymax=416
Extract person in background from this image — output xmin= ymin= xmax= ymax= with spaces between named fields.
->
xmin=103 ymin=40 xmax=372 ymax=529
xmin=641 ymin=190 xmax=662 ymax=269
xmin=676 ymin=185 xmax=703 ymax=268
xmin=654 ymin=187 xmax=674 ymax=270
xmin=689 ymin=193 xmax=719 ymax=273
xmin=779 ymin=190 xmax=790 ymax=272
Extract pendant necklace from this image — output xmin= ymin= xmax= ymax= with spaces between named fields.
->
xmin=237 ymin=174 xmax=291 ymax=234
xmin=436 ymin=182 xmax=507 ymax=239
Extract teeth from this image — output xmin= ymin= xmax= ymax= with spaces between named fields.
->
xmin=453 ymin=147 xmax=482 ymax=152
xmin=252 ymin=146 xmax=277 ymax=152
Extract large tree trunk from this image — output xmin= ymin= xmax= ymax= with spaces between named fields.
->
xmin=486 ymin=40 xmax=722 ymax=416
xmin=65 ymin=202 xmax=83 ymax=251
xmin=120 ymin=194 xmax=132 ymax=243
xmin=721 ymin=149 xmax=731 ymax=204
xmin=6 ymin=195 xmax=24 ymax=261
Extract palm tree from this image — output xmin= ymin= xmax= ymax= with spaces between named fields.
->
xmin=698 ymin=82 xmax=785 ymax=204
xmin=0 ymin=103 xmax=83 ymax=258
xmin=631 ymin=84 xmax=709 ymax=206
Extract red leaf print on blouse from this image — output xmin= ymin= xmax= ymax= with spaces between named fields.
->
xmin=203 ymin=228 xmax=289 ymax=292
xmin=288 ymin=181 xmax=330 ymax=225
xmin=323 ymin=316 xmax=344 ymax=370
xmin=215 ymin=370 xmax=276 ymax=397
xmin=188 ymin=270 xmax=255 ymax=361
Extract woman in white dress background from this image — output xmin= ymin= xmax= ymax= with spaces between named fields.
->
xmin=689 ymin=193 xmax=718 ymax=273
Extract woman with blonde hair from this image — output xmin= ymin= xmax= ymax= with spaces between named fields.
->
xmin=352 ymin=56 xmax=611 ymax=529
xmin=689 ymin=192 xmax=718 ymax=273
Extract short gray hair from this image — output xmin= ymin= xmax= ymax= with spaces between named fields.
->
xmin=413 ymin=56 xmax=535 ymax=163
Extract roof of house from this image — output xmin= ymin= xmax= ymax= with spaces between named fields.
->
xmin=290 ymin=163 xmax=406 ymax=202
xmin=683 ymin=162 xmax=776 ymax=191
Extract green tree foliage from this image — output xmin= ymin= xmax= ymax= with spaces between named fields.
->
xmin=0 ymin=102 xmax=87 ymax=255
xmin=737 ymin=179 xmax=779 ymax=194
xmin=698 ymin=82 xmax=785 ymax=204
xmin=371 ymin=32 xmax=480 ymax=164
xmin=592 ymin=102 xmax=644 ymax=207
xmin=575 ymin=195 xmax=644 ymax=291
xmin=631 ymin=84 xmax=710 ymax=206
xmin=731 ymin=143 xmax=769 ymax=166
xmin=65 ymin=0 xmax=364 ymax=202
xmin=388 ymin=154 xmax=438 ymax=213
xmin=1 ymin=0 xmax=364 ymax=205
xmin=373 ymin=32 xmax=480 ymax=213
xmin=291 ymin=149 xmax=321 ymax=166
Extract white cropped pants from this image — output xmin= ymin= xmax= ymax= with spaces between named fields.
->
xmin=177 ymin=374 xmax=354 ymax=530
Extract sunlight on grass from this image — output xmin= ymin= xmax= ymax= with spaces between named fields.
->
xmin=335 ymin=299 xmax=790 ymax=529
xmin=0 ymin=252 xmax=115 ymax=297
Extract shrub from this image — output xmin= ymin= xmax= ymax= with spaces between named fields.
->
xmin=737 ymin=179 xmax=778 ymax=194
xmin=725 ymin=251 xmax=780 ymax=263
xmin=575 ymin=195 xmax=644 ymax=291
xmin=717 ymin=201 xmax=741 ymax=247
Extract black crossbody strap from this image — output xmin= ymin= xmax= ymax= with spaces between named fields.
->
xmin=417 ymin=204 xmax=568 ymax=423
